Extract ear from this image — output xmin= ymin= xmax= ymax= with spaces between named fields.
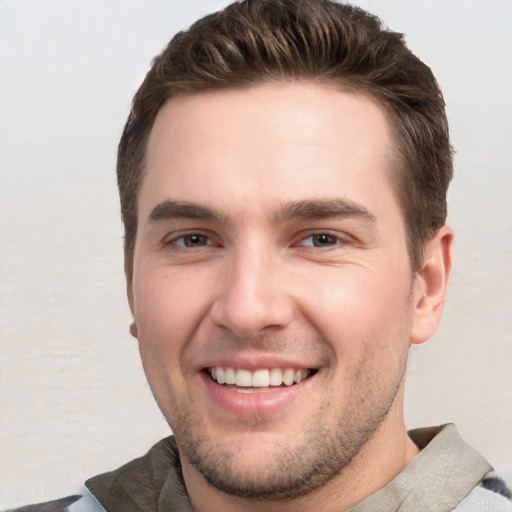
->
xmin=126 ymin=262 xmax=139 ymax=339
xmin=125 ymin=258 xmax=136 ymax=323
xmin=410 ymin=225 xmax=453 ymax=345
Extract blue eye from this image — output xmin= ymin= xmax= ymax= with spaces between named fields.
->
xmin=175 ymin=234 xmax=210 ymax=247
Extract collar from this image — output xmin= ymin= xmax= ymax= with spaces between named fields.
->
xmin=348 ymin=424 xmax=492 ymax=512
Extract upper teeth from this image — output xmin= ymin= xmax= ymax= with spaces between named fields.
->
xmin=209 ymin=367 xmax=310 ymax=387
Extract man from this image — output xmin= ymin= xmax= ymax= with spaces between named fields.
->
xmin=10 ymin=0 xmax=511 ymax=511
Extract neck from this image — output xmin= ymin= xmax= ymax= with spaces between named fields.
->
xmin=181 ymin=394 xmax=419 ymax=512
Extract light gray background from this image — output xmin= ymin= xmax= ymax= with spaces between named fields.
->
xmin=1 ymin=0 xmax=511 ymax=508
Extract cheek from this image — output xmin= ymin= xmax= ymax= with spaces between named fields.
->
xmin=133 ymin=267 xmax=214 ymax=350
xmin=132 ymin=269 xmax=211 ymax=404
xmin=296 ymin=262 xmax=412 ymax=359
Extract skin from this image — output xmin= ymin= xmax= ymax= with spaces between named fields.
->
xmin=128 ymin=82 xmax=453 ymax=512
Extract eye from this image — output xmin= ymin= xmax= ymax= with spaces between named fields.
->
xmin=299 ymin=233 xmax=340 ymax=247
xmin=173 ymin=233 xmax=211 ymax=247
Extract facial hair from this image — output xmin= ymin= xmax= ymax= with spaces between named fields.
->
xmin=164 ymin=336 xmax=410 ymax=501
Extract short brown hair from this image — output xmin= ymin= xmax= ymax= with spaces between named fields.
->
xmin=117 ymin=0 xmax=453 ymax=272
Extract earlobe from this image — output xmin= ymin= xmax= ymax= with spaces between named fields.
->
xmin=410 ymin=225 xmax=453 ymax=345
xmin=129 ymin=321 xmax=138 ymax=338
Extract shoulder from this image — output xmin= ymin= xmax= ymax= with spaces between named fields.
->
xmin=84 ymin=435 xmax=182 ymax=508
xmin=453 ymin=483 xmax=512 ymax=511
xmin=4 ymin=494 xmax=101 ymax=512
xmin=3 ymin=437 xmax=179 ymax=512
xmin=4 ymin=488 xmax=105 ymax=512
xmin=4 ymin=496 xmax=81 ymax=512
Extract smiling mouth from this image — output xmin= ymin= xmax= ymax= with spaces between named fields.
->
xmin=207 ymin=367 xmax=316 ymax=393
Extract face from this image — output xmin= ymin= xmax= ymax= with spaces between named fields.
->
xmin=129 ymin=82 xmax=419 ymax=499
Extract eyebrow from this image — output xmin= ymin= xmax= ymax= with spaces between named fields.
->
xmin=148 ymin=200 xmax=225 ymax=223
xmin=147 ymin=198 xmax=376 ymax=224
xmin=274 ymin=198 xmax=376 ymax=223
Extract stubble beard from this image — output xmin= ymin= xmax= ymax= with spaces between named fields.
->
xmin=165 ymin=344 xmax=409 ymax=501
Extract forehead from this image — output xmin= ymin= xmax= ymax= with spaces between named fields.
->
xmin=141 ymin=82 xmax=397 ymax=220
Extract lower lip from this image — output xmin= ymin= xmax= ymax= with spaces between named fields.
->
xmin=200 ymin=371 xmax=314 ymax=417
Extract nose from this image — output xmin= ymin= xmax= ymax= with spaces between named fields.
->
xmin=209 ymin=244 xmax=294 ymax=338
